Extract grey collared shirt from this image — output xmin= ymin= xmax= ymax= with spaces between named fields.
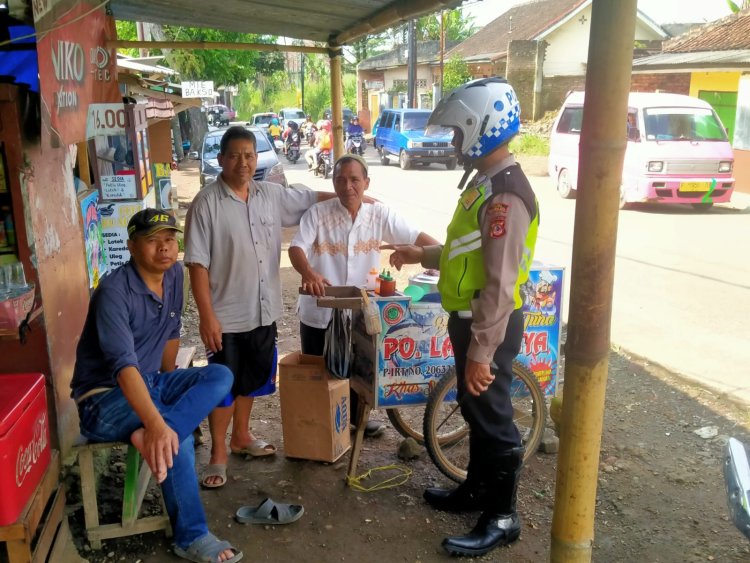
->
xmin=184 ymin=177 xmax=317 ymax=332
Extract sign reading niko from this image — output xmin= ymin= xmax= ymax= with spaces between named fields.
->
xmin=36 ymin=2 xmax=120 ymax=145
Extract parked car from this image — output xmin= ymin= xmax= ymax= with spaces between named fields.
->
xmin=278 ymin=108 xmax=307 ymax=129
xmin=206 ymin=104 xmax=236 ymax=126
xmin=322 ymin=107 xmax=354 ymax=128
xmin=198 ymin=126 xmax=288 ymax=188
xmin=374 ymin=108 xmax=456 ymax=170
xmin=548 ymin=91 xmax=735 ymax=209
xmin=251 ymin=112 xmax=278 ymax=130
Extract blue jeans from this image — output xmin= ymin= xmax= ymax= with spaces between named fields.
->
xmin=77 ymin=364 xmax=233 ymax=549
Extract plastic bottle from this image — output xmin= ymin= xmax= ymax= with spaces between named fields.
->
xmin=3 ymin=207 xmax=14 ymax=246
xmin=379 ymin=269 xmax=396 ymax=297
xmin=366 ymin=267 xmax=378 ymax=291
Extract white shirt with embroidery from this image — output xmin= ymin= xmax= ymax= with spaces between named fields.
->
xmin=292 ymin=199 xmax=420 ymax=329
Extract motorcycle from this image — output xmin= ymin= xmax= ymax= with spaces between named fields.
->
xmin=272 ymin=134 xmax=284 ymax=154
xmin=313 ymin=149 xmax=332 ymax=179
xmin=347 ymin=133 xmax=365 ymax=156
xmin=725 ymin=437 xmax=750 ymax=540
xmin=286 ymin=131 xmax=301 ymax=164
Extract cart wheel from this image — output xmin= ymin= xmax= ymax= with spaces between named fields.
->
xmin=423 ymin=361 xmax=546 ymax=483
xmin=386 ymin=408 xmax=426 ymax=444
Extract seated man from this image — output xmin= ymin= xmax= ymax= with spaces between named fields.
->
xmin=70 ymin=209 xmax=241 ymax=563
xmin=289 ymin=154 xmax=439 ymax=436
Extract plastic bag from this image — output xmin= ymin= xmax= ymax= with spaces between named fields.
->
xmin=324 ymin=308 xmax=353 ymax=379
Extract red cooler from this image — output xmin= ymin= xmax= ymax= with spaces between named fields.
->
xmin=0 ymin=373 xmax=51 ymax=526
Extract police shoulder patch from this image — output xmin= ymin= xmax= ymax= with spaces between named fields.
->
xmin=490 ymin=218 xmax=506 ymax=238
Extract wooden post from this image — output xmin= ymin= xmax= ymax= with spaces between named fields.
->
xmin=329 ymin=45 xmax=345 ymax=161
xmin=549 ymin=1 xmax=637 ymax=561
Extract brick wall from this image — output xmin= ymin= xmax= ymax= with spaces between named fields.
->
xmin=507 ymin=40 xmax=539 ymax=121
xmin=630 ymin=73 xmax=690 ymax=94
xmin=540 ymin=75 xmax=586 ymax=115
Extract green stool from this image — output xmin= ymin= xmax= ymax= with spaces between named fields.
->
xmin=74 ymin=440 xmax=172 ymax=550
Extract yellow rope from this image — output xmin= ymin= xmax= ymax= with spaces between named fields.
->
xmin=346 ymin=464 xmax=412 ymax=492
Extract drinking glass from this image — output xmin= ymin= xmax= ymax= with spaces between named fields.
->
xmin=5 ymin=262 xmax=26 ymax=291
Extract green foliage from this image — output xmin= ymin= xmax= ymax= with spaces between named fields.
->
xmin=509 ymin=133 xmax=549 ymax=156
xmin=114 ymin=21 xmax=139 ymax=58
xmin=726 ymin=0 xmax=750 ymax=12
xmin=303 ymin=79 xmax=332 ymax=121
xmin=343 ymin=74 xmax=357 ymax=114
xmin=418 ymin=10 xmax=477 ymax=41
xmin=159 ymin=27 xmax=284 ymax=86
xmin=443 ymin=55 xmax=472 ymax=93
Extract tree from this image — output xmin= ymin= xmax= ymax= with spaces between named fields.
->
xmin=726 ymin=0 xmax=750 ymax=11
xmin=443 ymin=55 xmax=472 ymax=93
xmin=417 ymin=10 xmax=477 ymax=42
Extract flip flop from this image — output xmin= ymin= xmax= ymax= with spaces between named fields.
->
xmin=200 ymin=464 xmax=227 ymax=489
xmin=235 ymin=498 xmax=304 ymax=525
xmin=173 ymin=532 xmax=243 ymax=563
xmin=231 ymin=439 xmax=277 ymax=457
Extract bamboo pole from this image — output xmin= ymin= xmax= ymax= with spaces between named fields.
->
xmin=549 ymin=1 xmax=637 ymax=561
xmin=107 ymin=40 xmax=328 ymax=55
xmin=329 ymin=46 xmax=345 ymax=162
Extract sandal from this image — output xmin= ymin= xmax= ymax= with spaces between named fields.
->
xmin=200 ymin=464 xmax=227 ymax=489
xmin=173 ymin=532 xmax=243 ymax=563
xmin=230 ymin=439 xmax=277 ymax=457
xmin=235 ymin=497 xmax=304 ymax=525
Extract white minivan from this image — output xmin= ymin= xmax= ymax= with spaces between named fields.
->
xmin=548 ymin=91 xmax=735 ymax=209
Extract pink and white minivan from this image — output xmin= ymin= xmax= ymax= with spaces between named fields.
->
xmin=548 ymin=91 xmax=735 ymax=210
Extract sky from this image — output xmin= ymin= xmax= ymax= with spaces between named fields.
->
xmin=460 ymin=0 xmax=734 ymax=25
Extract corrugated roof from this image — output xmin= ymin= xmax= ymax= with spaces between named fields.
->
xmin=448 ymin=0 xmax=588 ymax=60
xmin=632 ymin=49 xmax=750 ymax=71
xmin=663 ymin=9 xmax=750 ymax=52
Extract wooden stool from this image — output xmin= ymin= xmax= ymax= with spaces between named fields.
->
xmin=73 ymin=345 xmax=197 ymax=549
xmin=0 ymin=450 xmax=64 ymax=563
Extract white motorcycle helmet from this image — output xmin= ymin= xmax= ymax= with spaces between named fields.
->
xmin=427 ymin=76 xmax=521 ymax=161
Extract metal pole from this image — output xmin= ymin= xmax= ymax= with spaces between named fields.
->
xmin=549 ymin=1 xmax=637 ymax=561
xmin=409 ymin=19 xmax=417 ymax=107
xmin=329 ymin=45 xmax=345 ymax=160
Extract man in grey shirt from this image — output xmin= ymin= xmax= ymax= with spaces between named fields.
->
xmin=185 ymin=126 xmax=336 ymax=487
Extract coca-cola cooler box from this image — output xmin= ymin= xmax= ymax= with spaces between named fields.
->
xmin=0 ymin=373 xmax=51 ymax=526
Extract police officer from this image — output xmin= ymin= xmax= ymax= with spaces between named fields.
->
xmin=383 ymin=77 xmax=538 ymax=557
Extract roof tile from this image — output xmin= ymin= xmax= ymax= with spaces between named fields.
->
xmin=663 ymin=9 xmax=750 ymax=52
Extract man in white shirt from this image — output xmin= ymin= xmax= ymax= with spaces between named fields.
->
xmin=288 ymin=154 xmax=439 ymax=436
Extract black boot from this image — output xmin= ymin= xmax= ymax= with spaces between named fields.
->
xmin=424 ymin=435 xmax=486 ymax=512
xmin=442 ymin=447 xmax=524 ymax=557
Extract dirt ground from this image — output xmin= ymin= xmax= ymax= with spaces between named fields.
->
xmin=61 ymin=160 xmax=750 ymax=562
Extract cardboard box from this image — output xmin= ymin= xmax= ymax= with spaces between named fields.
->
xmin=278 ymin=352 xmax=350 ymax=462
xmin=0 ymin=373 xmax=51 ymax=526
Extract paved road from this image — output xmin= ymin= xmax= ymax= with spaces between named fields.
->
xmin=282 ymin=148 xmax=750 ymax=405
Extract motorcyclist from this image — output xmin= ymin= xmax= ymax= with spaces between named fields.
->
xmin=302 ymin=115 xmax=317 ymax=144
xmin=283 ymin=121 xmax=301 ymax=156
xmin=268 ymin=117 xmax=281 ymax=140
xmin=345 ymin=116 xmax=365 ymax=153
xmin=305 ymin=120 xmax=332 ymax=171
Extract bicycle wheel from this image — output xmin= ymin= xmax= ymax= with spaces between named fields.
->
xmin=386 ymin=407 xmax=426 ymax=444
xmin=423 ymin=361 xmax=547 ymax=483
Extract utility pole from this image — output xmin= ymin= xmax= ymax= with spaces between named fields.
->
xmin=300 ymin=53 xmax=305 ymax=111
xmin=439 ymin=10 xmax=445 ymax=99
xmin=407 ymin=19 xmax=417 ymax=108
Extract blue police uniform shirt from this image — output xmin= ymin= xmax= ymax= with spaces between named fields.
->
xmin=71 ymin=260 xmax=183 ymax=400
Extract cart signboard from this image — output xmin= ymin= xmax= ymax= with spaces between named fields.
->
xmin=517 ymin=266 xmax=565 ymax=397
xmin=350 ymin=263 xmax=564 ymax=409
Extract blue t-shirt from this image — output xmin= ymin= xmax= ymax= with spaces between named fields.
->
xmin=71 ymin=260 xmax=183 ymax=400
xmin=347 ymin=123 xmax=363 ymax=136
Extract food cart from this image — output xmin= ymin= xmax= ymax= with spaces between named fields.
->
xmin=317 ymin=262 xmax=565 ymax=481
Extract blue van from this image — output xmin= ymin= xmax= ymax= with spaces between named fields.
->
xmin=374 ymin=108 xmax=457 ymax=170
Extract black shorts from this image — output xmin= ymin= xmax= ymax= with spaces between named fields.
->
xmin=208 ymin=323 xmax=278 ymax=398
